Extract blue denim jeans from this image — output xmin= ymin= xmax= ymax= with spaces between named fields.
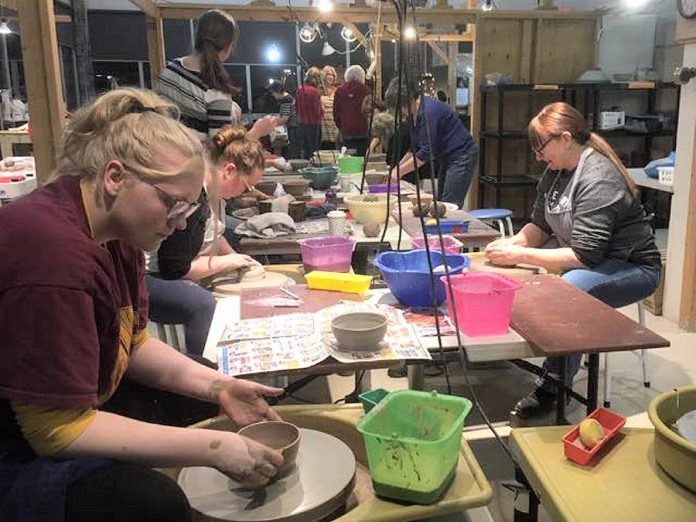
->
xmin=539 ymin=259 xmax=661 ymax=391
xmin=438 ymin=149 xmax=479 ymax=208
xmin=145 ymin=275 xmax=216 ymax=356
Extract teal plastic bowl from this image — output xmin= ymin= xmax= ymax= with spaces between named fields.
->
xmin=300 ymin=166 xmax=338 ymax=189
xmin=359 ymin=388 xmax=390 ymax=414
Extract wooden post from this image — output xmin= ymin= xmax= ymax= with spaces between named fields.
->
xmin=447 ymin=41 xmax=456 ymax=110
xmin=17 ymin=0 xmax=64 ymax=184
xmin=72 ymin=0 xmax=95 ymax=106
xmin=374 ymin=24 xmax=382 ymax=96
xmin=146 ymin=16 xmax=165 ymax=88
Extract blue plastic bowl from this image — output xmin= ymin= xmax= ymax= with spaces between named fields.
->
xmin=373 ymin=250 xmax=469 ymax=308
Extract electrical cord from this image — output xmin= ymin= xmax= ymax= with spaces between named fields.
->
xmin=382 ymin=0 xmax=517 ymax=465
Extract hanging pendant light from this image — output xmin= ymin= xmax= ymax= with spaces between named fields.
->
xmin=0 ymin=20 xmax=11 ymax=35
xmin=340 ymin=26 xmax=356 ymax=43
xmin=322 ymin=42 xmax=337 ymax=56
xmin=299 ymin=22 xmax=316 ymax=43
xmin=481 ymin=0 xmax=495 ymax=12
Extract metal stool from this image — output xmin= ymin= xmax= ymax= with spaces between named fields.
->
xmin=469 ymin=208 xmax=514 ymax=237
xmin=603 ymin=301 xmax=650 ymax=407
xmin=154 ymin=322 xmax=183 ymax=352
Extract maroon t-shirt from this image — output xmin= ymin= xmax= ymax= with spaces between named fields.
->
xmin=0 ymin=175 xmax=149 ymax=409
xmin=333 ymin=81 xmax=369 ymax=136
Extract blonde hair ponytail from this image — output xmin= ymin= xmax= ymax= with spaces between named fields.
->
xmin=55 ymin=87 xmax=204 ymax=183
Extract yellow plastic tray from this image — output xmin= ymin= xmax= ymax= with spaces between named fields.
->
xmin=305 ymin=271 xmax=373 ymax=294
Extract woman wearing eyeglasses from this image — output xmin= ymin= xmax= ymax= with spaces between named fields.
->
xmin=145 ymin=126 xmax=265 ymax=357
xmin=0 ymin=89 xmax=283 ymax=522
xmin=485 ymin=102 xmax=661 ymax=419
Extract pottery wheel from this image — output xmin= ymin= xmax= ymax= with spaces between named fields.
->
xmin=213 ymin=268 xmax=293 ymax=295
xmin=178 ymin=429 xmax=356 ymax=522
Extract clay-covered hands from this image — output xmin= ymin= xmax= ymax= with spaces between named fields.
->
xmin=215 ymin=431 xmax=284 ymax=488
xmin=485 ymin=242 xmax=527 ymax=267
xmin=212 ymin=377 xmax=283 ymax=427
xmin=225 ymin=253 xmax=261 ymax=272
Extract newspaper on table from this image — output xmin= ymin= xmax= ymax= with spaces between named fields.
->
xmin=217 ymin=302 xmax=431 ymax=376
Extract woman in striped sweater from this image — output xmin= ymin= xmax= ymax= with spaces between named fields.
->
xmin=156 ymin=9 xmax=278 ymax=142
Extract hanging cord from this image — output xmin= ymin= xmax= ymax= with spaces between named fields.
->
xmin=398 ymin=0 xmax=516 ymax=465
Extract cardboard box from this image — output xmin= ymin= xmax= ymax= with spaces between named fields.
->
xmin=643 ymin=251 xmax=667 ymax=315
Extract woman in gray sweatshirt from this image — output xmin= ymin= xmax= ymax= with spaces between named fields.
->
xmin=485 ymin=101 xmax=661 ymax=419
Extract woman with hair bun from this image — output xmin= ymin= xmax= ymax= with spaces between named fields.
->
xmin=146 ymin=125 xmax=267 ymax=356
xmin=0 ymin=89 xmax=283 ymax=522
xmin=485 ymin=101 xmax=661 ymax=419
xmin=156 ymin=9 xmax=278 ymax=141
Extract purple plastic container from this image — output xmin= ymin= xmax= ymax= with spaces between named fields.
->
xmin=368 ymin=183 xmax=400 ymax=194
xmin=299 ymin=236 xmax=355 ymax=273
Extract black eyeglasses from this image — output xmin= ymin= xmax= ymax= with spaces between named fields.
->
xmin=123 ymin=163 xmax=200 ymax=222
xmin=532 ymin=135 xmax=560 ymax=156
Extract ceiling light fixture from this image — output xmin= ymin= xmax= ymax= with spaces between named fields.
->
xmin=341 ymin=26 xmax=356 ymax=42
xmin=299 ymin=22 xmax=317 ymax=43
xmin=322 ymin=41 xmax=337 ymax=56
xmin=403 ymin=26 xmax=417 ymax=40
xmin=266 ymin=44 xmax=281 ymax=63
xmin=481 ymin=0 xmax=495 ymax=12
xmin=317 ymin=0 xmax=333 ymax=13
xmin=0 ymin=20 xmax=11 ymax=35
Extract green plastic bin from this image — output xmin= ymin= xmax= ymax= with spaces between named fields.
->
xmin=358 ymin=388 xmax=390 ymax=414
xmin=337 ymin=156 xmax=364 ymax=174
xmin=356 ymin=390 xmax=472 ymax=504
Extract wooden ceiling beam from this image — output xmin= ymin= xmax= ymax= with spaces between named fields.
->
xmin=128 ymin=0 xmax=159 ymax=19
xmin=0 ymin=0 xmax=17 ymax=10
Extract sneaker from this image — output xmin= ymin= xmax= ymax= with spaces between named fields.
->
xmin=514 ymin=387 xmax=558 ymax=419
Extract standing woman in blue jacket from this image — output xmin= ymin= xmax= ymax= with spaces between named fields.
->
xmin=485 ymin=102 xmax=661 ymax=418
xmin=386 ymin=78 xmax=478 ymax=208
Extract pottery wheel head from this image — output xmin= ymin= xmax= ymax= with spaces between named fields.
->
xmin=240 ymin=265 xmax=266 ymax=282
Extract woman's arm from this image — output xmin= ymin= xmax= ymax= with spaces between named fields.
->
xmin=389 ymin=153 xmax=424 ymax=181
xmin=486 ymin=245 xmax=585 ymax=273
xmin=184 ymin=252 xmax=259 ymax=281
xmin=61 ymin=411 xmax=282 ymax=488
xmin=486 ymin=223 xmax=549 ymax=250
xmin=127 ymin=336 xmax=282 ymax=426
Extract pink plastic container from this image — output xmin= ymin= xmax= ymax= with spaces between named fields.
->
xmin=440 ymin=273 xmax=522 ymax=336
xmin=411 ymin=235 xmax=463 ymax=255
xmin=299 ymin=236 xmax=354 ymax=273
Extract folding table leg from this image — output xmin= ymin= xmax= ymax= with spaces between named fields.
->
xmin=586 ymin=353 xmax=600 ymax=414
xmin=556 ymin=356 xmax=567 ymax=425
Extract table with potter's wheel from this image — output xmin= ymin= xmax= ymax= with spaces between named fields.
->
xmin=166 ymin=404 xmax=493 ymax=522
xmin=178 ymin=428 xmax=361 ymax=522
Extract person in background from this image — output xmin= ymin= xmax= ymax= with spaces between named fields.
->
xmin=147 ymin=126 xmax=266 ymax=356
xmin=295 ymin=67 xmax=324 ymax=160
xmin=333 ymin=65 xmax=370 ymax=157
xmin=320 ymin=66 xmax=339 ymax=150
xmin=436 ymin=90 xmax=448 ymax=103
xmin=385 ymin=78 xmax=478 ymax=208
xmin=156 ymin=9 xmax=277 ymax=141
xmin=269 ymin=81 xmax=295 ymax=158
xmin=486 ymin=102 xmax=661 ymax=418
xmin=363 ymin=97 xmax=395 ymax=155
xmin=0 ymin=88 xmax=283 ymax=522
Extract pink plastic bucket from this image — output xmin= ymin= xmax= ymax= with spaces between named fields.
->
xmin=440 ymin=273 xmax=522 ymax=336
xmin=299 ymin=236 xmax=354 ymax=273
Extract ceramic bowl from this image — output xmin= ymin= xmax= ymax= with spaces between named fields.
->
xmin=331 ymin=312 xmax=388 ymax=351
xmin=282 ymin=179 xmax=310 ymax=197
xmin=288 ymin=158 xmax=309 ymax=171
xmin=237 ymin=420 xmax=301 ymax=479
xmin=648 ymin=385 xmax=696 ymax=493
xmin=343 ymin=194 xmax=395 ymax=225
xmin=255 ymin=180 xmax=277 ymax=196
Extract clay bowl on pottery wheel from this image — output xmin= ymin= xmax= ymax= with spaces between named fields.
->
xmin=237 ymin=421 xmax=301 ymax=479
xmin=282 ymin=179 xmax=311 ymax=197
xmin=331 ymin=312 xmax=388 ymax=352
xmin=254 ymin=180 xmax=278 ymax=196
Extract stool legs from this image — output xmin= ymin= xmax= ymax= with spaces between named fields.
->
xmin=603 ymin=301 xmax=650 ymax=407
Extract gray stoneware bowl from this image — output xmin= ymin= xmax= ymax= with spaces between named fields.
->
xmin=331 ymin=312 xmax=388 ymax=352
xmin=237 ymin=420 xmax=301 ymax=479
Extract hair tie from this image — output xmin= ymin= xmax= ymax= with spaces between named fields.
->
xmin=128 ymin=105 xmax=159 ymax=114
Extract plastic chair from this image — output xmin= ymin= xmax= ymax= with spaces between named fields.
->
xmin=603 ymin=301 xmax=650 ymax=407
xmin=469 ymin=208 xmax=514 ymax=237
